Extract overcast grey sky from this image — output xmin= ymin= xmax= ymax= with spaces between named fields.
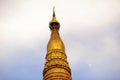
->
xmin=0 ymin=0 xmax=120 ymax=80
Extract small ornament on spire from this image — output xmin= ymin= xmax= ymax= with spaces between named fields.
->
xmin=53 ymin=6 xmax=55 ymax=17
xmin=49 ymin=6 xmax=60 ymax=30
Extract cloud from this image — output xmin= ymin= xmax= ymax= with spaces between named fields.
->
xmin=65 ymin=25 xmax=120 ymax=80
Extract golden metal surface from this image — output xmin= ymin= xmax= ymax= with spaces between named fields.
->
xmin=43 ymin=8 xmax=72 ymax=80
xmin=47 ymin=28 xmax=65 ymax=51
xmin=49 ymin=16 xmax=60 ymax=24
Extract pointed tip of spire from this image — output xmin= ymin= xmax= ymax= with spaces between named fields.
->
xmin=53 ymin=6 xmax=55 ymax=17
xmin=49 ymin=6 xmax=60 ymax=30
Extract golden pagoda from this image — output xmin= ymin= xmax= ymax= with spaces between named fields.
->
xmin=43 ymin=7 xmax=72 ymax=80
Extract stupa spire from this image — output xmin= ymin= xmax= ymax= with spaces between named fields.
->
xmin=43 ymin=7 xmax=72 ymax=80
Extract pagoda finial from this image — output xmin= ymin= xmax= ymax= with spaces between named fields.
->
xmin=53 ymin=6 xmax=55 ymax=17
xmin=49 ymin=6 xmax=60 ymax=30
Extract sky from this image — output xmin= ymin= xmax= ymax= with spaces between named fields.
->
xmin=0 ymin=0 xmax=120 ymax=80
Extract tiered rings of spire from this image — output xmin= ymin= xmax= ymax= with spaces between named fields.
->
xmin=43 ymin=7 xmax=72 ymax=80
